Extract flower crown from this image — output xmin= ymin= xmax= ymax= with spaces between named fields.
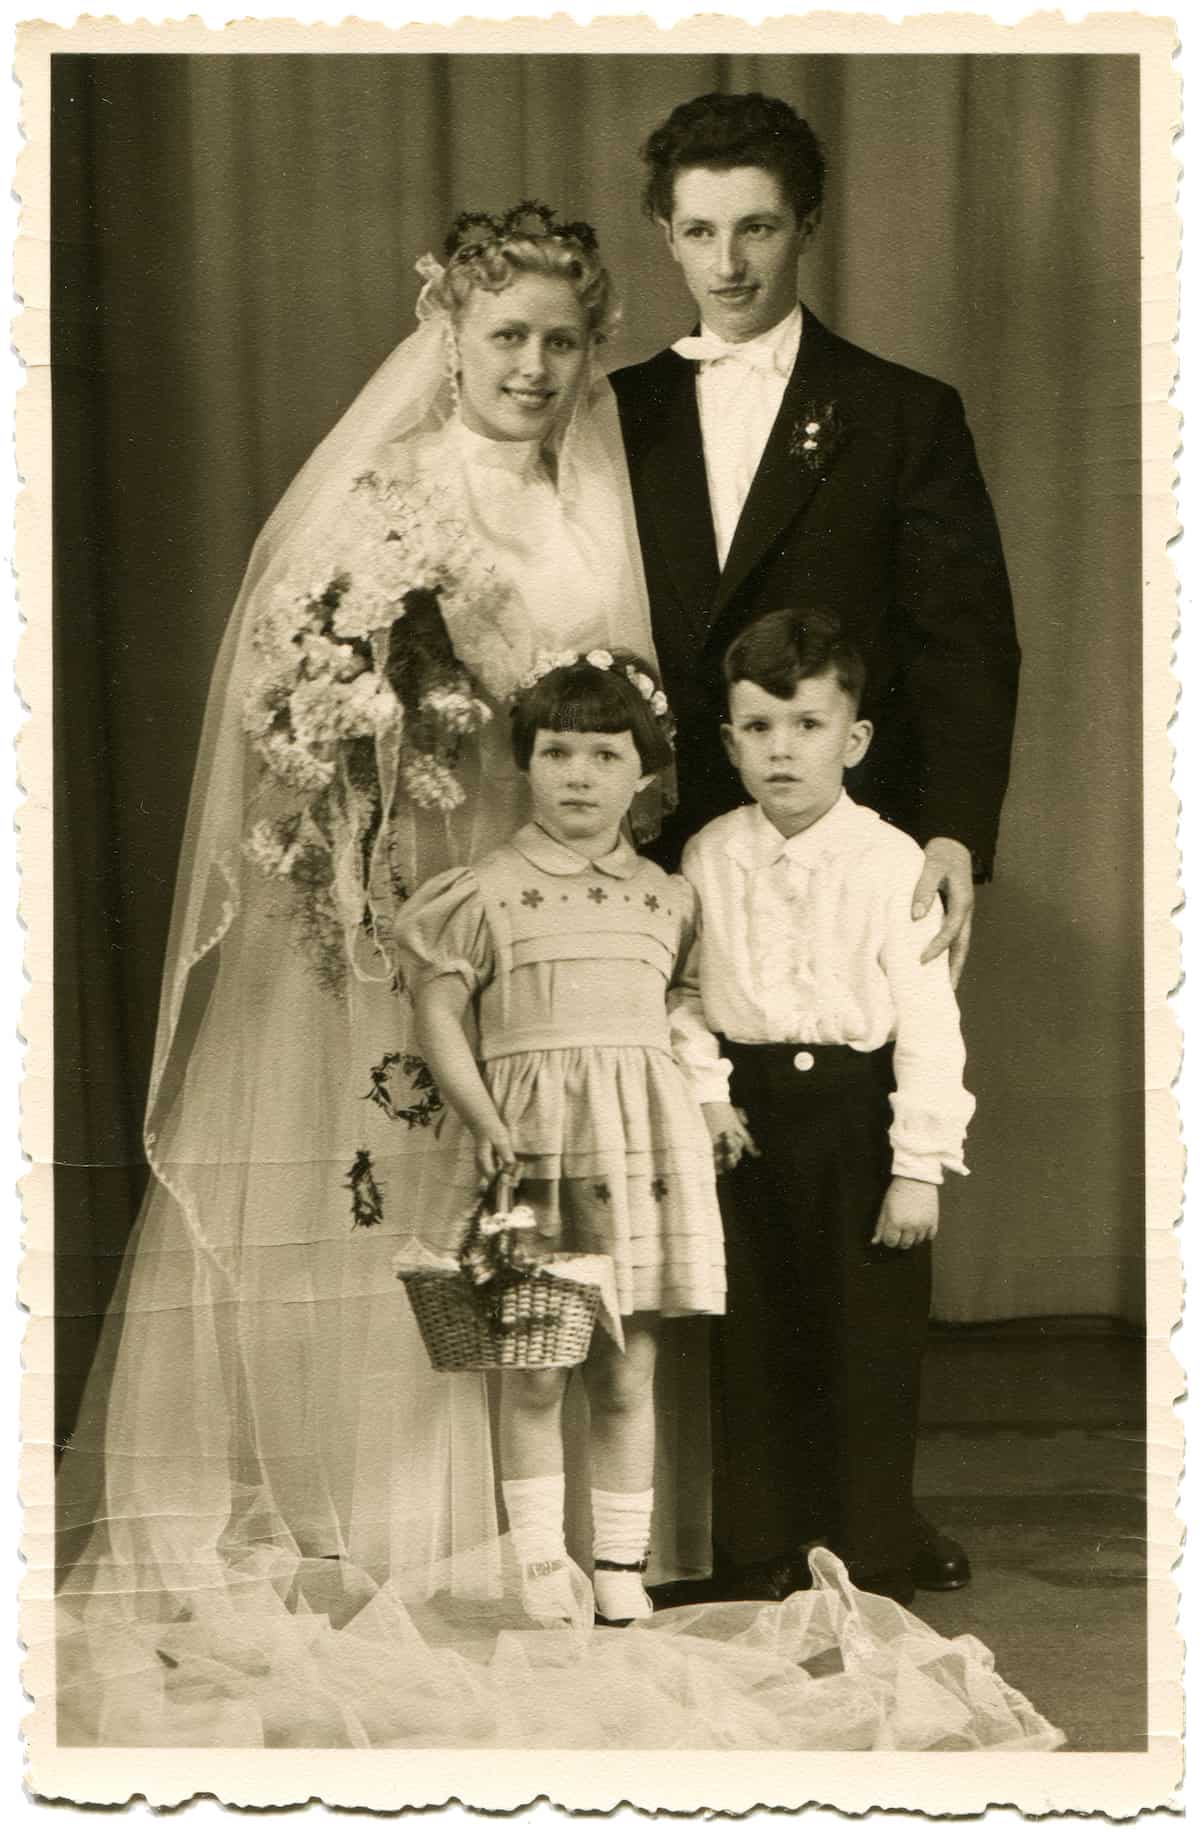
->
xmin=415 ymin=201 xmax=603 ymax=326
xmin=444 ymin=200 xmax=600 ymax=264
xmin=516 ymin=648 xmax=675 ymax=737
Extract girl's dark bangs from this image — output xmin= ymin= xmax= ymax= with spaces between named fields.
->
xmin=544 ymin=676 xmax=634 ymax=732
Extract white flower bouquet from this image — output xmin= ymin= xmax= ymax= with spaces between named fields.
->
xmin=241 ymin=470 xmax=516 ymax=990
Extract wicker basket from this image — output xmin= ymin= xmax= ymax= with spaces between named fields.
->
xmin=401 ymin=1265 xmax=601 ymax=1371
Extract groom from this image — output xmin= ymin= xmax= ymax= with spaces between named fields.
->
xmin=611 ymin=91 xmax=1018 ymax=985
xmin=611 ymin=92 xmax=1020 ymax=1602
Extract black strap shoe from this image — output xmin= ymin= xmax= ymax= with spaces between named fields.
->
xmin=593 ymin=1555 xmax=651 ymax=1627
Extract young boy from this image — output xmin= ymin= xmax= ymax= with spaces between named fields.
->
xmin=670 ymin=607 xmax=975 ymax=1605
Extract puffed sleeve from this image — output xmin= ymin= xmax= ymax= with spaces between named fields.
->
xmin=393 ymin=867 xmax=495 ymax=994
xmin=667 ymin=876 xmax=733 ymax=1106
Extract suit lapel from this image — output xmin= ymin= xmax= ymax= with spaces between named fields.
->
xmin=640 ymin=353 xmax=721 ymax=627
xmin=714 ymin=309 xmax=851 ymax=619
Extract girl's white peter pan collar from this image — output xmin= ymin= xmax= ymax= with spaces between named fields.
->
xmin=511 ymin=822 xmax=640 ymax=880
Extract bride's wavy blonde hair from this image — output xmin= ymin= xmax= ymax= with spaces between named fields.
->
xmin=423 ymin=201 xmax=618 ymax=343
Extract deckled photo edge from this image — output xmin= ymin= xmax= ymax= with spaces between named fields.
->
xmin=12 ymin=10 xmax=1184 ymax=1814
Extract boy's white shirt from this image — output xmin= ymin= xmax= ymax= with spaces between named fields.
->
xmin=668 ymin=791 xmax=976 ymax=1184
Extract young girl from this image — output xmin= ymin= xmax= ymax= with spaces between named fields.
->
xmin=395 ymin=650 xmax=727 ymax=1627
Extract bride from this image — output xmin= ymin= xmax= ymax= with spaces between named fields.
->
xmin=48 ymin=204 xmax=1060 ymax=1754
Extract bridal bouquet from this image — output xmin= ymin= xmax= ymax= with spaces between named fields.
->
xmin=241 ymin=470 xmax=520 ymax=990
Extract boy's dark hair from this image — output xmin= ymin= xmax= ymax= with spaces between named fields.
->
xmin=722 ymin=609 xmax=866 ymax=712
xmin=641 ymin=93 xmax=826 ymax=226
xmin=510 ymin=651 xmax=674 ymax=774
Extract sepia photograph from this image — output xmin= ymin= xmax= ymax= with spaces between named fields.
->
xmin=17 ymin=15 xmax=1180 ymax=1812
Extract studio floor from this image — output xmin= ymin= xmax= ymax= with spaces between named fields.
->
xmin=912 ymin=1320 xmax=1147 ymax=1752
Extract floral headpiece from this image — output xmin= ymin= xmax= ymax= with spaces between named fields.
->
xmin=445 ymin=200 xmax=599 ymax=263
xmin=414 ymin=201 xmax=602 ymax=325
xmin=516 ymin=648 xmax=675 ymax=739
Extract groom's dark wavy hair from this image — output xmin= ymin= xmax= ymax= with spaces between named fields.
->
xmin=641 ymin=93 xmax=826 ymax=225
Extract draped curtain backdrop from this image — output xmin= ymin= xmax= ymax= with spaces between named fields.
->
xmin=52 ymin=53 xmax=1143 ymax=1447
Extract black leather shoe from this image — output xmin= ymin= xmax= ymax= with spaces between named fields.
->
xmin=854 ymin=1566 xmax=917 ymax=1607
xmin=651 ymin=1551 xmax=810 ymax=1607
xmin=729 ymin=1555 xmax=804 ymax=1601
xmin=911 ymin=1520 xmax=971 ymax=1592
xmin=647 ymin=1575 xmax=723 ymax=1609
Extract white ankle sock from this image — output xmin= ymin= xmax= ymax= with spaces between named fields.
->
xmin=502 ymin=1473 xmax=573 ymax=1624
xmin=592 ymin=1486 xmax=654 ymax=1622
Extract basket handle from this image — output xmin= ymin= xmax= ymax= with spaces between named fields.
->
xmin=492 ymin=1167 xmax=522 ymax=1215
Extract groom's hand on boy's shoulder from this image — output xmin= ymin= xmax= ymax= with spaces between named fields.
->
xmin=702 ymin=1102 xmax=760 ymax=1174
xmin=912 ymin=837 xmax=975 ymax=988
xmin=872 ymin=1176 xmax=939 ymax=1251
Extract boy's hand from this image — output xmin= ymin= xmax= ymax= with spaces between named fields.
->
xmin=476 ymin=1124 xmax=518 ymax=1185
xmin=872 ymin=1176 xmax=939 ymax=1250
xmin=702 ymin=1102 xmax=760 ymax=1173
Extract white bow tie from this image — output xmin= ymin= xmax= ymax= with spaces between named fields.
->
xmin=672 ymin=332 xmax=793 ymax=378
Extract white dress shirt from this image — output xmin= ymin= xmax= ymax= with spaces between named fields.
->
xmin=672 ymin=306 xmax=803 ymax=569
xmin=669 ymin=793 xmax=975 ymax=1184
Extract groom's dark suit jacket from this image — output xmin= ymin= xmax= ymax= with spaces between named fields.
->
xmin=611 ymin=308 xmax=1020 ymax=871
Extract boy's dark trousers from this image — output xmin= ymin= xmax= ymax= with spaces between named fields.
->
xmin=712 ymin=1039 xmax=931 ymax=1582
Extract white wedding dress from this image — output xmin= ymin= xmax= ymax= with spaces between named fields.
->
xmin=39 ymin=317 xmax=1062 ymax=1757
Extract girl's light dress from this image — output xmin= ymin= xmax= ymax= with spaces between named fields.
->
xmin=396 ymin=820 xmax=726 ymax=1318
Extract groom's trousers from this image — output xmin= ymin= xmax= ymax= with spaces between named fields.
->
xmin=711 ymin=1039 xmax=931 ymax=1581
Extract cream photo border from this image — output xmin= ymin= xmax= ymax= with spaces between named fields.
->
xmin=12 ymin=10 xmax=1183 ymax=1815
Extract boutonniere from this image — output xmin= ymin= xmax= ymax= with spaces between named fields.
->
xmin=787 ymin=399 xmax=845 ymax=475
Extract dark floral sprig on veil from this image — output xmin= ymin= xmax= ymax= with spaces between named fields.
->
xmin=346 ymin=1149 xmax=386 ymax=1230
xmin=364 ymin=1051 xmax=446 ymax=1133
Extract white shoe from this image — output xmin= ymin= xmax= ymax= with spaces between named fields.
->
xmin=593 ymin=1562 xmax=653 ymax=1626
xmin=520 ymin=1557 xmax=578 ymax=1627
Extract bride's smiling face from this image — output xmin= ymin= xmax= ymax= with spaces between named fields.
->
xmin=454 ymin=273 xmax=589 ymax=444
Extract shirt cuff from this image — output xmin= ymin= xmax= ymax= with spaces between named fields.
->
xmin=888 ymin=1092 xmax=973 ymax=1185
xmin=684 ymin=1057 xmax=733 ymax=1107
xmin=891 ymin=1149 xmax=949 ymax=1186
